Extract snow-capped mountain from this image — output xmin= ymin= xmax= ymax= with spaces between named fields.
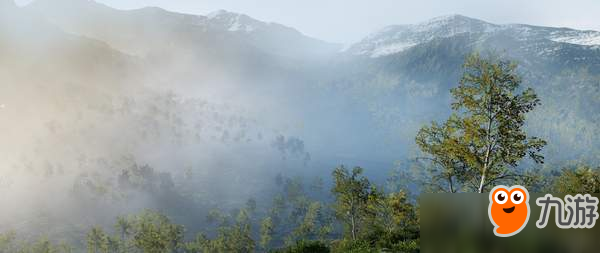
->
xmin=24 ymin=0 xmax=339 ymax=60
xmin=4 ymin=1 xmax=600 ymax=165
xmin=347 ymin=14 xmax=600 ymax=58
xmin=207 ymin=10 xmax=258 ymax=33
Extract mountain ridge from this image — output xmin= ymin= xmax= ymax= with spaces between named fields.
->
xmin=347 ymin=14 xmax=600 ymax=57
xmin=19 ymin=0 xmax=600 ymax=58
xmin=24 ymin=0 xmax=340 ymax=59
xmin=5 ymin=1 xmax=600 ymax=164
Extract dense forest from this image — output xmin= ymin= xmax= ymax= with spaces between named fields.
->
xmin=2 ymin=53 xmax=600 ymax=253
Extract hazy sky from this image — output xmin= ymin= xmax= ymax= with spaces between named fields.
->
xmin=16 ymin=0 xmax=600 ymax=43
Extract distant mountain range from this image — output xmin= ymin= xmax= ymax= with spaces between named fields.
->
xmin=347 ymin=14 xmax=600 ymax=57
xmin=3 ymin=0 xmax=600 ymax=176
xmin=25 ymin=0 xmax=339 ymax=60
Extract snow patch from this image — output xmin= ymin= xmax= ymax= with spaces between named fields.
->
xmin=370 ymin=42 xmax=416 ymax=57
xmin=207 ymin=9 xmax=227 ymax=19
xmin=207 ymin=10 xmax=256 ymax=33
xmin=549 ymin=33 xmax=600 ymax=46
xmin=228 ymin=16 xmax=255 ymax=32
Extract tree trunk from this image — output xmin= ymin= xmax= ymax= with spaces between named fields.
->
xmin=479 ymin=143 xmax=492 ymax=193
xmin=479 ymin=95 xmax=494 ymax=193
xmin=478 ymin=168 xmax=486 ymax=193
xmin=350 ymin=198 xmax=357 ymax=241
xmin=350 ymin=214 xmax=356 ymax=240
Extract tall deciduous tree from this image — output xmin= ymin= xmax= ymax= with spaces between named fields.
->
xmin=416 ymin=53 xmax=546 ymax=193
xmin=332 ymin=166 xmax=377 ymax=240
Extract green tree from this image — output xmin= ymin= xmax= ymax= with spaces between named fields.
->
xmin=197 ymin=208 xmax=255 ymax=253
xmin=231 ymin=209 xmax=255 ymax=253
xmin=57 ymin=241 xmax=74 ymax=253
xmin=331 ymin=166 xmax=378 ymax=241
xmin=269 ymin=194 xmax=287 ymax=227
xmin=114 ymin=216 xmax=133 ymax=252
xmin=416 ymin=53 xmax=546 ymax=193
xmin=260 ymin=217 xmax=274 ymax=250
xmin=291 ymin=201 xmax=322 ymax=241
xmin=182 ymin=233 xmax=210 ymax=253
xmin=131 ymin=210 xmax=184 ymax=253
xmin=87 ymin=227 xmax=109 ymax=253
xmin=115 ymin=216 xmax=132 ymax=242
xmin=553 ymin=165 xmax=600 ymax=193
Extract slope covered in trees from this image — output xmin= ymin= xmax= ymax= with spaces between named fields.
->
xmin=2 ymin=54 xmax=599 ymax=253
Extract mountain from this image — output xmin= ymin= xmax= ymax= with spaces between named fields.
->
xmin=346 ymin=15 xmax=498 ymax=57
xmin=24 ymin=0 xmax=339 ymax=60
xmin=347 ymin=14 xmax=600 ymax=58
xmin=8 ymin=1 xmax=600 ymax=164
xmin=0 ymin=0 xmax=139 ymax=94
xmin=3 ymin=1 xmax=600 ymax=241
xmin=336 ymin=15 xmax=600 ymax=163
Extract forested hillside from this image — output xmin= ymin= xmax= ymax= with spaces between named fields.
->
xmin=2 ymin=0 xmax=600 ymax=252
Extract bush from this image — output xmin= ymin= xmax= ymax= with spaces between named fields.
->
xmin=331 ymin=239 xmax=377 ymax=253
xmin=271 ymin=240 xmax=330 ymax=253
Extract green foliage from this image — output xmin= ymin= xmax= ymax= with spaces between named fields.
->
xmin=271 ymin=240 xmax=330 ymax=253
xmin=260 ymin=217 xmax=275 ymax=250
xmin=331 ymin=166 xmax=420 ymax=252
xmin=0 ymin=232 xmax=71 ymax=253
xmin=290 ymin=201 xmax=332 ymax=243
xmin=389 ymin=239 xmax=420 ymax=253
xmin=267 ymin=175 xmax=333 ymax=248
xmin=416 ymin=53 xmax=546 ymax=193
xmin=188 ymin=208 xmax=255 ymax=253
xmin=552 ymin=165 xmax=600 ymax=193
xmin=87 ymin=227 xmax=109 ymax=253
xmin=130 ymin=210 xmax=184 ymax=253
xmin=2 ymin=167 xmax=421 ymax=253
xmin=0 ymin=231 xmax=17 ymax=252
xmin=332 ymin=166 xmax=378 ymax=240
xmin=114 ymin=216 xmax=133 ymax=252
xmin=527 ymin=68 xmax=600 ymax=163
xmin=331 ymin=239 xmax=377 ymax=253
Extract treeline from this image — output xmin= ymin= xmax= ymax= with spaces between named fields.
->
xmin=2 ymin=163 xmax=600 ymax=252
xmin=0 ymin=166 xmax=419 ymax=253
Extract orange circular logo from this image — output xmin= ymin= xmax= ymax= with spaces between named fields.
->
xmin=488 ymin=185 xmax=530 ymax=237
